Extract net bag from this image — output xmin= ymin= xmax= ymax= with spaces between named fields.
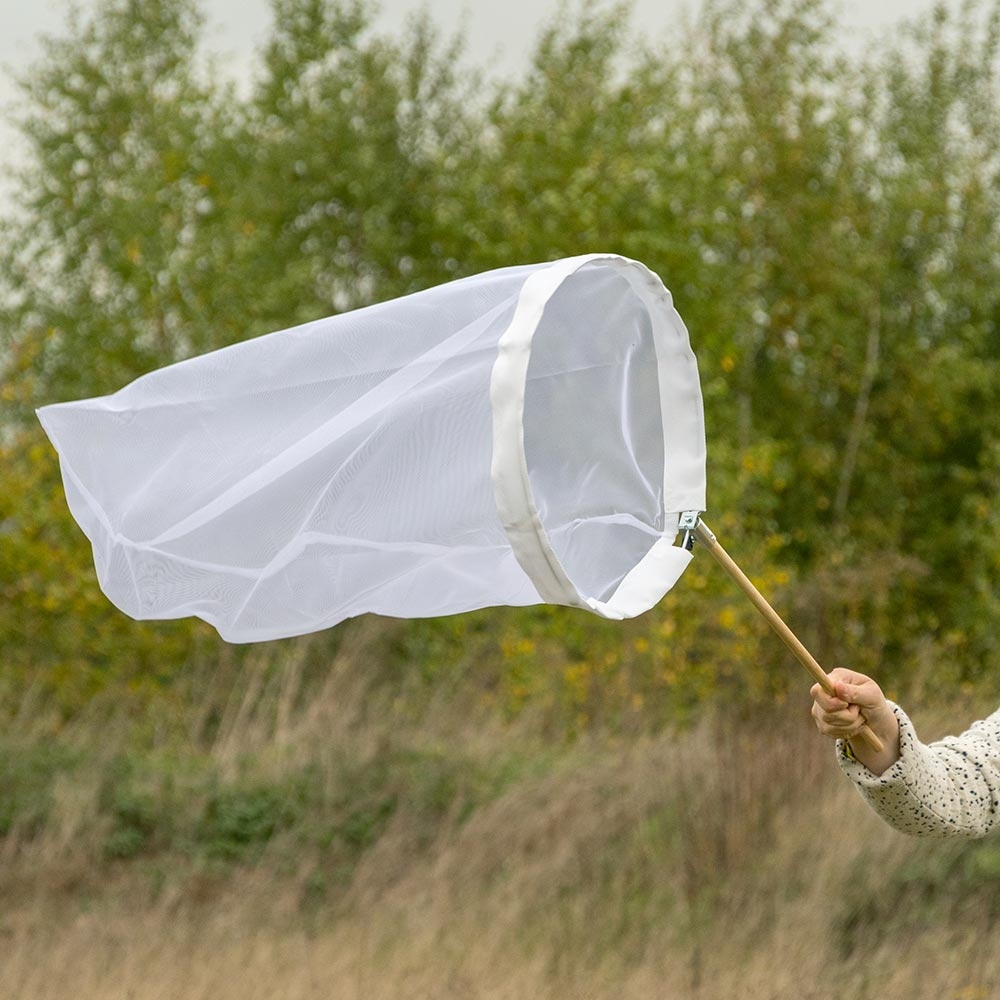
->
xmin=37 ymin=253 xmax=706 ymax=643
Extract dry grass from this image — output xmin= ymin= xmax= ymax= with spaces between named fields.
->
xmin=4 ymin=624 xmax=1000 ymax=1000
xmin=4 ymin=689 xmax=1000 ymax=1000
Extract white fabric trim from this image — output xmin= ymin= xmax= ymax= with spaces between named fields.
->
xmin=586 ymin=533 xmax=693 ymax=620
xmin=489 ymin=255 xmax=595 ymax=605
xmin=489 ymin=253 xmax=704 ymax=619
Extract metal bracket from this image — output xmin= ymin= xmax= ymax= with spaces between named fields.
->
xmin=678 ymin=510 xmax=702 ymax=551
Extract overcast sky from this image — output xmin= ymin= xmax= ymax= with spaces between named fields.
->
xmin=0 ymin=0 xmax=945 ymax=84
xmin=0 ymin=0 xmax=950 ymax=202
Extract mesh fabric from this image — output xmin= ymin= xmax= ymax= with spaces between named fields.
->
xmin=37 ymin=253 xmax=706 ymax=642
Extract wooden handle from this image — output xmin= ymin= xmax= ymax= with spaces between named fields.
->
xmin=693 ymin=519 xmax=884 ymax=755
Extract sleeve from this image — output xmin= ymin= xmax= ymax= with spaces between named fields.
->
xmin=836 ymin=702 xmax=1000 ymax=838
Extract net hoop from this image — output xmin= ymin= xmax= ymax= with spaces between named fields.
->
xmin=490 ymin=253 xmax=705 ymax=620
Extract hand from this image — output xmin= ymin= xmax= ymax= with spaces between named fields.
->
xmin=811 ymin=667 xmax=901 ymax=775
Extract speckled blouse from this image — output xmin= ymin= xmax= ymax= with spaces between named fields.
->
xmin=836 ymin=703 xmax=1000 ymax=837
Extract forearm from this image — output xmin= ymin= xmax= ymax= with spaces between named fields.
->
xmin=838 ymin=704 xmax=1000 ymax=838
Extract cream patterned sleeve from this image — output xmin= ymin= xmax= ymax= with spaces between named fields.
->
xmin=836 ymin=702 xmax=1000 ymax=837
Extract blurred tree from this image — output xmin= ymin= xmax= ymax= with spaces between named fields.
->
xmin=840 ymin=0 xmax=1000 ymax=671
xmin=202 ymin=0 xmax=479 ymax=331
xmin=0 ymin=0 xmax=481 ymax=717
xmin=0 ymin=425 xmax=221 ymax=717
xmin=0 ymin=0 xmax=239 ymax=716
xmin=657 ymin=0 xmax=1000 ymax=678
xmin=0 ymin=0 xmax=229 ymax=415
xmin=2 ymin=0 xmax=1000 ymax=727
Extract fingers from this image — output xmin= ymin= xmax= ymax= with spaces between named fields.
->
xmin=811 ymin=695 xmax=863 ymax=739
xmin=830 ymin=670 xmax=887 ymax=713
xmin=810 ymin=669 xmax=884 ymax=741
xmin=835 ymin=680 xmax=879 ymax=710
xmin=826 ymin=667 xmax=872 ymax=686
xmin=810 ymin=680 xmax=847 ymax=712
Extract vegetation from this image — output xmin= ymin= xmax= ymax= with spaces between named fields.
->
xmin=3 ymin=0 xmax=1000 ymax=996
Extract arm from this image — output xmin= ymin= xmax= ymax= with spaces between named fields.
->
xmin=812 ymin=669 xmax=1000 ymax=838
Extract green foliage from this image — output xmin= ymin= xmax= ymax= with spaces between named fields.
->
xmin=103 ymin=788 xmax=161 ymax=860
xmin=0 ymin=724 xmax=548 ymax=888
xmin=2 ymin=0 xmax=1000 ymax=734
xmin=1 ymin=0 xmax=223 ymax=411
xmin=199 ymin=781 xmax=302 ymax=861
xmin=98 ymin=751 xmax=185 ymax=860
xmin=0 ymin=738 xmax=80 ymax=837
xmin=0 ymin=426 xmax=223 ymax=716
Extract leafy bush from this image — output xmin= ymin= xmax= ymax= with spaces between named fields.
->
xmin=0 ymin=739 xmax=80 ymax=838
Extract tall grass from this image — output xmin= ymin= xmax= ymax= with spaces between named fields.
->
xmin=2 ymin=625 xmax=1000 ymax=999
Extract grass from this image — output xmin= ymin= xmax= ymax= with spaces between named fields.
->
xmin=3 ymin=629 xmax=1000 ymax=999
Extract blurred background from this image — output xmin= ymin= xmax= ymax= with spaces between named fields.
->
xmin=3 ymin=0 xmax=1000 ymax=997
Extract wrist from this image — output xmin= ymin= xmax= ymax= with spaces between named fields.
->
xmin=849 ymin=708 xmax=901 ymax=775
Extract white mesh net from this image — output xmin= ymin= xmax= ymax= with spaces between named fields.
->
xmin=37 ymin=253 xmax=706 ymax=642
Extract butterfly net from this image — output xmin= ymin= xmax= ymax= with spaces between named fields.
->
xmin=37 ymin=253 xmax=706 ymax=642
